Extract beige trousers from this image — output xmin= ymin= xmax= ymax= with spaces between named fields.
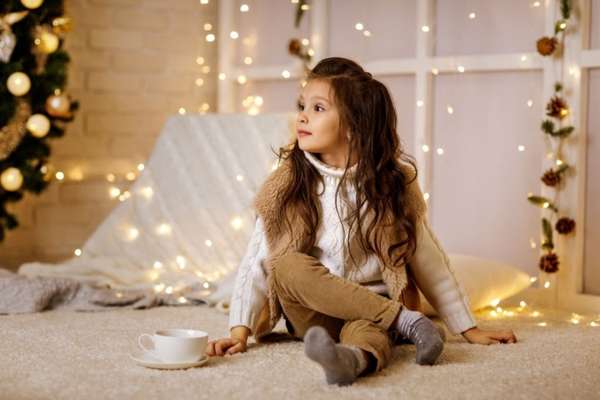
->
xmin=271 ymin=251 xmax=404 ymax=374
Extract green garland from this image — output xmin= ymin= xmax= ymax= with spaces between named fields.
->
xmin=528 ymin=0 xmax=576 ymax=274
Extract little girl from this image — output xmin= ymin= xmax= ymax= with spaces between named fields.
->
xmin=207 ymin=57 xmax=517 ymax=386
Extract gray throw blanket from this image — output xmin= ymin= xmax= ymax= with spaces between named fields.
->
xmin=0 ymin=268 xmax=212 ymax=314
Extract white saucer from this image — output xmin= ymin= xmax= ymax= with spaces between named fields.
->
xmin=129 ymin=350 xmax=209 ymax=370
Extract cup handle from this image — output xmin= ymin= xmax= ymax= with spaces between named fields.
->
xmin=138 ymin=334 xmax=159 ymax=359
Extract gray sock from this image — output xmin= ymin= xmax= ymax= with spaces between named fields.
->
xmin=304 ymin=326 xmax=368 ymax=386
xmin=394 ymin=308 xmax=444 ymax=365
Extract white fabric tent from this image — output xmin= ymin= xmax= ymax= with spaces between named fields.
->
xmin=18 ymin=112 xmax=296 ymax=309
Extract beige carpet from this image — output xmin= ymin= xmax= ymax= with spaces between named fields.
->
xmin=1 ymin=304 xmax=599 ymax=400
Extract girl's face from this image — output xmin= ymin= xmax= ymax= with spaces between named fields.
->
xmin=296 ymin=80 xmax=348 ymax=155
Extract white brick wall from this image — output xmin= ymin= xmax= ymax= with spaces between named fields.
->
xmin=0 ymin=0 xmax=217 ymax=270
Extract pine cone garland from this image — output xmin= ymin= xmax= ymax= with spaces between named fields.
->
xmin=541 ymin=169 xmax=561 ymax=187
xmin=537 ymin=36 xmax=558 ymax=56
xmin=539 ymin=252 xmax=559 ymax=273
xmin=288 ymin=38 xmax=302 ymax=56
xmin=546 ymin=95 xmax=569 ymax=119
xmin=555 ymin=217 xmax=575 ymax=234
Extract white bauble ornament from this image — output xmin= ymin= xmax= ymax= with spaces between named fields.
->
xmin=26 ymin=114 xmax=51 ymax=138
xmin=1 ymin=167 xmax=24 ymax=191
xmin=20 ymin=0 xmax=44 ymax=9
xmin=0 ymin=29 xmax=17 ymax=63
xmin=7 ymin=72 xmax=31 ymax=96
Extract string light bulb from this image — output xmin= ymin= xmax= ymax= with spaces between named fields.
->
xmin=109 ymin=187 xmax=121 ymax=198
xmin=230 ymin=216 xmax=243 ymax=230
xmin=140 ymin=186 xmax=153 ymax=199
xmin=176 ymin=255 xmax=187 ymax=269
xmin=125 ymin=227 xmax=139 ymax=241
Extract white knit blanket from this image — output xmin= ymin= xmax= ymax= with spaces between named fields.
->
xmin=16 ymin=112 xmax=295 ymax=311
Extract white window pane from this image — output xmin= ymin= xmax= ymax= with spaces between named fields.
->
xmin=236 ymin=79 xmax=300 ymax=114
xmin=430 ymin=71 xmax=544 ymax=275
xmin=234 ymin=0 xmax=311 ymax=67
xmin=435 ymin=0 xmax=545 ymax=56
xmin=584 ymin=68 xmax=600 ymax=295
xmin=591 ymin=0 xmax=600 ymax=49
xmin=329 ymin=0 xmax=416 ymax=62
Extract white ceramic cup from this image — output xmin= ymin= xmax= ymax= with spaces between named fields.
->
xmin=137 ymin=329 xmax=208 ymax=363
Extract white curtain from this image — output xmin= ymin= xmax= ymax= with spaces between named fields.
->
xmin=18 ymin=112 xmax=296 ymax=308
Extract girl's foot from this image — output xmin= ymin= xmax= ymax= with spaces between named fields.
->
xmin=393 ymin=308 xmax=444 ymax=365
xmin=303 ymin=326 xmax=368 ymax=386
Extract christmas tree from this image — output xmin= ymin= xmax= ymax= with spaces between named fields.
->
xmin=0 ymin=0 xmax=78 ymax=241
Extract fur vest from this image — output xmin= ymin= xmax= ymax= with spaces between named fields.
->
xmin=250 ymin=157 xmax=428 ymax=341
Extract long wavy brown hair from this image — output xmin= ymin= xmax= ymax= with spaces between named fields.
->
xmin=273 ymin=56 xmax=420 ymax=270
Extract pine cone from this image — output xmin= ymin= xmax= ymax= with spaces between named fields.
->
xmin=546 ymin=95 xmax=568 ymax=119
xmin=555 ymin=217 xmax=575 ymax=234
xmin=541 ymin=169 xmax=561 ymax=187
xmin=539 ymin=252 xmax=559 ymax=273
xmin=537 ymin=36 xmax=558 ymax=56
xmin=288 ymin=39 xmax=302 ymax=56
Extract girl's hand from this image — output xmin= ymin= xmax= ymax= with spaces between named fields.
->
xmin=206 ymin=337 xmax=248 ymax=356
xmin=461 ymin=326 xmax=517 ymax=345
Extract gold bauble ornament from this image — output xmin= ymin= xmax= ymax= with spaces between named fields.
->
xmin=45 ymin=92 xmax=71 ymax=117
xmin=7 ymin=72 xmax=31 ymax=96
xmin=52 ymin=16 xmax=73 ymax=35
xmin=20 ymin=0 xmax=44 ymax=9
xmin=40 ymin=164 xmax=53 ymax=181
xmin=1 ymin=167 xmax=24 ymax=192
xmin=37 ymin=28 xmax=59 ymax=53
xmin=26 ymin=114 xmax=51 ymax=138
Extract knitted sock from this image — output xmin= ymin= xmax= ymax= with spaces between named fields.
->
xmin=393 ymin=308 xmax=444 ymax=365
xmin=304 ymin=326 xmax=368 ymax=386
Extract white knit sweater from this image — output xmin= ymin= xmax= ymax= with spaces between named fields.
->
xmin=228 ymin=150 xmax=477 ymax=335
